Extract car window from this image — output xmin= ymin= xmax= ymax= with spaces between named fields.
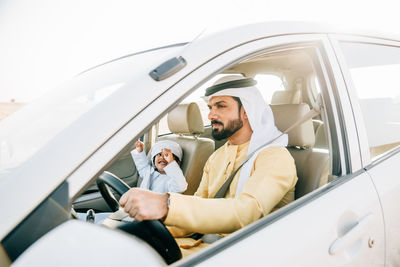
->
xmin=254 ymin=74 xmax=285 ymax=103
xmin=156 ymin=46 xmax=334 ymax=199
xmin=340 ymin=42 xmax=400 ymax=160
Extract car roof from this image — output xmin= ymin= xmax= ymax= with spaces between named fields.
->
xmin=196 ymin=21 xmax=400 ymax=46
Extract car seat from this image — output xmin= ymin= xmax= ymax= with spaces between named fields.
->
xmin=270 ymin=103 xmax=329 ymax=199
xmin=159 ymin=102 xmax=215 ymax=195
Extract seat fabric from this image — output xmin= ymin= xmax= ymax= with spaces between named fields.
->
xmin=270 ymin=89 xmax=302 ymax=105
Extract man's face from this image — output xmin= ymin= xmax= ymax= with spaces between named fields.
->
xmin=207 ymin=96 xmax=243 ymax=140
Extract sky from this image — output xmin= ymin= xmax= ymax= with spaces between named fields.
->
xmin=1 ymin=0 xmax=399 ymax=102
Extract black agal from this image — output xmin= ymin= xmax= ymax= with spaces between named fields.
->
xmin=205 ymin=78 xmax=257 ymax=96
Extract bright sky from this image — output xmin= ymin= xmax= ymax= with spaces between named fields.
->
xmin=0 ymin=0 xmax=399 ymax=102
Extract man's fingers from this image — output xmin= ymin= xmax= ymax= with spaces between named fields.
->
xmin=120 ymin=188 xmax=136 ymax=207
xmin=119 ymin=193 xmax=128 ymax=206
xmin=128 ymin=207 xmax=138 ymax=219
xmin=134 ymin=213 xmax=143 ymax=222
xmin=123 ymin=199 xmax=133 ymax=214
xmin=126 ymin=204 xmax=143 ymax=221
xmin=119 ymin=188 xmax=168 ymax=221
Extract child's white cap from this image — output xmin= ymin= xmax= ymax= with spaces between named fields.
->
xmin=149 ymin=140 xmax=183 ymax=163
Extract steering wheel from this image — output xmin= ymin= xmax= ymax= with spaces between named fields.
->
xmin=96 ymin=171 xmax=130 ymax=212
xmin=96 ymin=171 xmax=182 ymax=264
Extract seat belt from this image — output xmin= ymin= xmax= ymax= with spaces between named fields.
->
xmin=213 ymin=104 xmax=320 ymax=198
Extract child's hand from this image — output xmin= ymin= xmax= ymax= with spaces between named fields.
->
xmin=162 ymin=149 xmax=174 ymax=164
xmin=135 ymin=140 xmax=144 ymax=153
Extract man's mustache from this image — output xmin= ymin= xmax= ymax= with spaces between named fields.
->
xmin=211 ymin=120 xmax=223 ymax=126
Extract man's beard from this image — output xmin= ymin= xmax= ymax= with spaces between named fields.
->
xmin=211 ymin=117 xmax=243 ymax=140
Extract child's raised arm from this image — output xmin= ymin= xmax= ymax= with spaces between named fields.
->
xmin=135 ymin=140 xmax=144 ymax=153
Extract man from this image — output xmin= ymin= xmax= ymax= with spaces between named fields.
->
xmin=119 ymin=75 xmax=297 ymax=253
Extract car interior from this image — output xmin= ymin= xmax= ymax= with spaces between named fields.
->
xmin=70 ymin=45 xmax=337 ymax=264
xmin=74 ymin=45 xmax=333 ymax=210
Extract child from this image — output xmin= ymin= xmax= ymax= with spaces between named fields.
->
xmin=131 ymin=140 xmax=187 ymax=193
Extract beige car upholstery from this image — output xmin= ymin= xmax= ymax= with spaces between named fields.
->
xmin=270 ymin=104 xmax=315 ymax=147
xmin=271 ymin=86 xmax=326 ymax=142
xmin=270 ymin=104 xmax=329 ymax=199
xmin=159 ymin=103 xmax=215 ymax=195
xmin=270 ymin=89 xmax=302 ymax=105
xmin=313 ymin=119 xmax=323 ymax=134
xmin=314 ymin=123 xmax=328 ymax=149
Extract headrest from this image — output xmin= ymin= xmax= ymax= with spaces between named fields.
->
xmin=270 ymin=104 xmax=315 ymax=148
xmin=270 ymin=90 xmax=301 ymax=104
xmin=167 ymin=102 xmax=204 ymax=135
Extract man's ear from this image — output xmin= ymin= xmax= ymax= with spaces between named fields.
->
xmin=242 ymin=108 xmax=248 ymax=120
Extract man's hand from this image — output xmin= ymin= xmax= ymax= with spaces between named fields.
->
xmin=135 ymin=140 xmax=144 ymax=153
xmin=119 ymin=188 xmax=169 ymax=221
xmin=162 ymin=148 xmax=174 ymax=164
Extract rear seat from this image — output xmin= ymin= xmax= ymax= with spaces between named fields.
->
xmin=270 ymin=89 xmax=301 ymax=105
xmin=270 ymin=104 xmax=329 ymax=199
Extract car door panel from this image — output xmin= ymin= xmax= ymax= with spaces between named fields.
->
xmin=366 ymin=152 xmax=400 ymax=267
xmin=197 ymin=172 xmax=384 ymax=267
xmin=329 ymin=35 xmax=400 ymax=267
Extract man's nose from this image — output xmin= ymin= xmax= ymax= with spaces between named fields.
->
xmin=208 ymin=108 xmax=217 ymax=121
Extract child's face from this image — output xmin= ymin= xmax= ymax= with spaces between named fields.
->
xmin=154 ymin=152 xmax=168 ymax=173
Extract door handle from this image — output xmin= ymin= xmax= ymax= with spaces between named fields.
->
xmin=329 ymin=213 xmax=373 ymax=255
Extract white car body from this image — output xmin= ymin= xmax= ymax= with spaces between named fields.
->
xmin=1 ymin=21 xmax=400 ymax=266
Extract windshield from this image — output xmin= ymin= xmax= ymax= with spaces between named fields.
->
xmin=0 ymin=44 xmax=185 ymax=174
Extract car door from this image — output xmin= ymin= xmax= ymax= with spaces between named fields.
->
xmin=330 ymin=35 xmax=400 ymax=267
xmin=169 ymin=34 xmax=385 ymax=266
